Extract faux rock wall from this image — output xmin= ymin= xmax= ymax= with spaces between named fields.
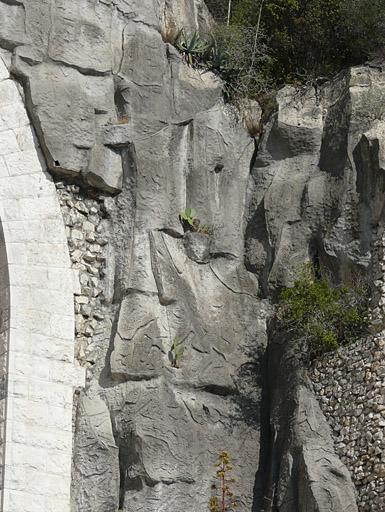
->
xmin=311 ymin=334 xmax=385 ymax=512
xmin=2 ymin=1 xmax=385 ymax=511
xmin=247 ymin=66 xmax=385 ymax=510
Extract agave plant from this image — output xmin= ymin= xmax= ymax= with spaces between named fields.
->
xmin=175 ymin=30 xmax=209 ymax=66
xmin=205 ymin=37 xmax=228 ymax=72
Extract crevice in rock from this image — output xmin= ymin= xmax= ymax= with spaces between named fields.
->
xmin=209 ymin=263 xmax=259 ymax=299
xmin=114 ymin=80 xmax=128 ymax=120
xmin=254 ymin=309 xmax=359 ymax=511
xmin=198 ymin=384 xmax=235 ymax=397
xmin=209 ymin=251 xmax=237 ymax=260
xmin=111 ymin=142 xmax=138 ymax=303
xmin=245 ymin=199 xmax=274 ymax=298
xmin=0 ymin=37 xmax=23 ymax=51
xmin=47 ymin=56 xmax=111 ymax=77
xmin=157 ymin=228 xmax=184 ymax=239
xmin=0 ymin=0 xmax=24 ymax=6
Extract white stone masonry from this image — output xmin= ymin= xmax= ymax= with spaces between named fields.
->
xmin=0 ymin=54 xmax=84 ymax=512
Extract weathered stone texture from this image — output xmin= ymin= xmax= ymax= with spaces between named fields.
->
xmin=245 ymin=68 xmax=385 ymax=295
xmin=3 ymin=1 xmax=385 ymax=511
xmin=246 ymin=66 xmax=385 ymax=511
xmin=7 ymin=2 xmax=268 ymax=510
xmin=0 ymin=0 xmax=214 ymax=194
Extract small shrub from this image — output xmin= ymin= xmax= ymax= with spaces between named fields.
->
xmin=206 ymin=23 xmax=272 ymax=102
xmin=209 ymin=451 xmax=238 ymax=512
xmin=169 ymin=337 xmax=185 ymax=368
xmin=277 ymin=264 xmax=369 ymax=359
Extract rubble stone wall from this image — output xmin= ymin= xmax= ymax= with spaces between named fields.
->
xmin=311 ymin=334 xmax=385 ymax=511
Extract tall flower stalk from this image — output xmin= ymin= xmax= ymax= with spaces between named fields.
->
xmin=209 ymin=451 xmax=238 ymax=512
xmin=227 ymin=0 xmax=232 ymax=25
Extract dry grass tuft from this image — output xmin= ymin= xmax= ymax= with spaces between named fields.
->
xmin=243 ymin=114 xmax=262 ymax=138
xmin=115 ymin=115 xmax=129 ymax=125
xmin=160 ymin=15 xmax=179 ymax=44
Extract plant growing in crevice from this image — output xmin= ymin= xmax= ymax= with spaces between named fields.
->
xmin=169 ymin=337 xmax=185 ymax=368
xmin=180 ymin=207 xmax=197 ymax=229
xmin=180 ymin=208 xmax=212 ymax=236
xmin=209 ymin=451 xmax=238 ymax=512
xmin=276 ymin=263 xmax=369 ymax=359
xmin=175 ymin=30 xmax=209 ymax=66
xmin=115 ymin=115 xmax=129 ymax=125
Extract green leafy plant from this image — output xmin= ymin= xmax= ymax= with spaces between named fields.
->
xmin=205 ymin=0 xmax=385 ymax=95
xmin=209 ymin=451 xmax=238 ymax=512
xmin=207 ymin=23 xmax=272 ymax=102
xmin=170 ymin=337 xmax=185 ymax=368
xmin=277 ymin=263 xmax=369 ymax=359
xmin=180 ymin=208 xmax=197 ymax=228
xmin=175 ymin=30 xmax=209 ymax=66
xmin=180 ymin=208 xmax=212 ymax=235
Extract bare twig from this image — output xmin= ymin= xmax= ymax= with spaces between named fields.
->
xmin=227 ymin=0 xmax=232 ymax=25
xmin=249 ymin=0 xmax=265 ymax=74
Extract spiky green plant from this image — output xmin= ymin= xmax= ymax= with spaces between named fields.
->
xmin=205 ymin=37 xmax=229 ymax=72
xmin=170 ymin=337 xmax=185 ymax=368
xmin=175 ymin=30 xmax=209 ymax=66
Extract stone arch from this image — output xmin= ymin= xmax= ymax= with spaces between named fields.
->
xmin=0 ymin=217 xmax=9 ymax=511
xmin=0 ymin=55 xmax=84 ymax=511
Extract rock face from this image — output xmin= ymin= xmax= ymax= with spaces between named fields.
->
xmin=1 ymin=1 xmax=385 ymax=512
xmin=1 ymin=1 xmax=265 ymax=510
xmin=245 ymin=66 xmax=385 ymax=511
xmin=246 ymin=67 xmax=385 ymax=295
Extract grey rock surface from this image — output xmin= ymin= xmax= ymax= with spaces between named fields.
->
xmin=3 ymin=1 xmax=385 ymax=512
xmin=246 ymin=67 xmax=385 ymax=296
xmin=72 ymin=395 xmax=120 ymax=512
xmin=3 ymin=0 xmax=215 ymax=193
xmin=0 ymin=1 xmax=263 ymax=510
xmin=184 ymin=231 xmax=212 ymax=263
xmin=254 ymin=330 xmax=358 ymax=512
xmin=245 ymin=66 xmax=385 ymax=511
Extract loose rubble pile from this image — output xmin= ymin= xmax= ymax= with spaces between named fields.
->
xmin=56 ymin=182 xmax=108 ymax=369
xmin=311 ymin=334 xmax=385 ymax=511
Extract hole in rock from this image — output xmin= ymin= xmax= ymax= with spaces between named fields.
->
xmin=214 ymin=164 xmax=224 ymax=174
